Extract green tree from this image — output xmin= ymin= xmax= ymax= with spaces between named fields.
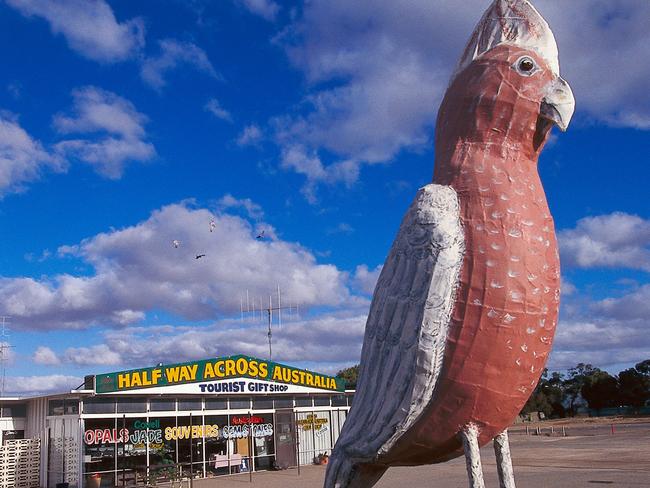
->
xmin=521 ymin=369 xmax=566 ymax=418
xmin=618 ymin=368 xmax=649 ymax=407
xmin=337 ymin=365 xmax=360 ymax=390
xmin=581 ymin=370 xmax=619 ymax=410
xmin=564 ymin=363 xmax=598 ymax=415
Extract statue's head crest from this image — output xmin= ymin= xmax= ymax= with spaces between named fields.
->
xmin=452 ymin=0 xmax=559 ymax=82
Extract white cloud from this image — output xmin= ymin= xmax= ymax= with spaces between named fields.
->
xmin=63 ymin=344 xmax=122 ymax=366
xmin=268 ymin=0 xmax=650 ymax=194
xmin=561 ymin=277 xmax=577 ymax=296
xmin=592 ymin=284 xmax=650 ymax=322
xmin=559 ymin=212 xmax=650 ymax=272
xmin=32 ymin=346 xmax=61 ymax=365
xmin=205 ymin=98 xmax=232 ymax=122
xmin=6 ymin=0 xmax=144 ymax=63
xmin=141 ymin=39 xmax=219 ymax=90
xmin=217 ymin=194 xmax=264 ymax=220
xmin=236 ymin=124 xmax=263 ymax=147
xmin=352 ymin=264 xmax=382 ymax=296
xmin=57 ymin=313 xmax=366 ymax=370
xmin=53 ymin=87 xmax=155 ymax=178
xmin=5 ymin=374 xmax=81 ymax=395
xmin=535 ymin=0 xmax=650 ymax=130
xmin=327 ymin=223 xmax=354 ymax=235
xmin=237 ymin=0 xmax=280 ymax=21
xmin=0 ymin=112 xmax=64 ymax=197
xmin=0 ymin=201 xmax=353 ymax=330
xmin=550 ymin=284 xmax=650 ymax=370
xmin=279 ymin=145 xmax=359 ymax=203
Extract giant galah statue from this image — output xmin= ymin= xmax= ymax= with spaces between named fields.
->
xmin=324 ymin=1 xmax=574 ymax=487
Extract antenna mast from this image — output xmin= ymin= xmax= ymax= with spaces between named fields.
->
xmin=240 ymin=286 xmax=297 ymax=360
xmin=0 ymin=317 xmax=12 ymax=397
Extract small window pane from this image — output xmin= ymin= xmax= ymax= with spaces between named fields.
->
xmin=64 ymin=400 xmax=79 ymax=415
xmin=48 ymin=400 xmax=64 ymax=416
xmin=314 ymin=396 xmax=330 ymax=407
xmin=150 ymin=399 xmax=175 ymax=411
xmin=205 ymin=398 xmax=228 ymax=410
xmin=117 ymin=397 xmax=147 ymax=413
xmin=229 ymin=397 xmax=251 ymax=410
xmin=347 ymin=394 xmax=354 ymax=406
xmin=178 ymin=399 xmax=202 ymax=411
xmin=295 ymin=396 xmax=312 ymax=407
xmin=332 ymin=395 xmax=347 ymax=407
xmin=3 ymin=404 xmax=26 ymax=417
xmin=83 ymin=398 xmax=116 ymax=414
xmin=273 ymin=398 xmax=293 ymax=409
xmin=252 ymin=398 xmax=273 ymax=409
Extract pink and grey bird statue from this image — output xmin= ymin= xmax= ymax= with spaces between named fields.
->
xmin=324 ymin=1 xmax=574 ymax=487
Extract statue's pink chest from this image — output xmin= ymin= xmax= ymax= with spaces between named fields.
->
xmin=393 ymin=143 xmax=561 ymax=465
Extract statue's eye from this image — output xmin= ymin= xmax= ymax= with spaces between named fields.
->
xmin=515 ymin=56 xmax=538 ymax=76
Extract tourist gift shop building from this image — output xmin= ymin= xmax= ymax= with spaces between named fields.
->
xmin=2 ymin=355 xmax=354 ymax=487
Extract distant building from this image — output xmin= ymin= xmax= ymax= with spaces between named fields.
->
xmin=0 ymin=355 xmax=353 ymax=487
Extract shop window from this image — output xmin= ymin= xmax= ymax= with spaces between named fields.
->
xmin=273 ymin=398 xmax=293 ymax=409
xmin=204 ymin=415 xmax=230 ymax=475
xmin=294 ymin=396 xmax=312 ymax=407
xmin=296 ymin=411 xmax=332 ymax=466
xmin=48 ymin=400 xmax=77 ymax=416
xmin=149 ymin=417 xmax=177 ymax=481
xmin=64 ymin=400 xmax=79 ymax=415
xmin=331 ymin=395 xmax=347 ymax=407
xmin=314 ymin=396 xmax=330 ymax=407
xmin=251 ymin=412 xmax=275 ymax=471
xmin=117 ymin=397 xmax=147 ymax=413
xmin=48 ymin=400 xmax=65 ymax=416
xmin=83 ymin=418 xmax=117 ymax=487
xmin=12 ymin=404 xmax=27 ymax=417
xmin=252 ymin=398 xmax=273 ymax=410
xmin=178 ymin=399 xmax=202 ymax=411
xmin=116 ymin=417 xmax=148 ymax=481
xmin=229 ymin=397 xmax=251 ymax=410
xmin=176 ymin=415 xmax=205 ymax=477
xmin=150 ymin=399 xmax=175 ymax=411
xmin=205 ymin=398 xmax=228 ymax=411
xmin=83 ymin=398 xmax=116 ymax=414
xmin=347 ymin=394 xmax=354 ymax=406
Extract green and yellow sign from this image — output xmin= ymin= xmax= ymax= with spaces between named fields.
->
xmin=95 ymin=355 xmax=345 ymax=393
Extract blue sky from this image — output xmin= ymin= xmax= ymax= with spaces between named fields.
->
xmin=0 ymin=0 xmax=649 ymax=395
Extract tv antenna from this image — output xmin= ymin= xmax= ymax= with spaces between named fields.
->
xmin=0 ymin=317 xmax=13 ymax=397
xmin=240 ymin=285 xmax=299 ymax=360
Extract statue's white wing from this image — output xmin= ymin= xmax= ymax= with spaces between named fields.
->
xmin=336 ymin=184 xmax=465 ymax=460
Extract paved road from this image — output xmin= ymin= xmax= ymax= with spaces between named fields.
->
xmin=189 ymin=424 xmax=650 ymax=488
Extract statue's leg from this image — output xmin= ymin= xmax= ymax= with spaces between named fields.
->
xmin=493 ymin=430 xmax=516 ymax=488
xmin=460 ymin=424 xmax=485 ymax=488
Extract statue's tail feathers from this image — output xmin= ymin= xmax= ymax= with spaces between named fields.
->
xmin=324 ymin=453 xmax=387 ymax=488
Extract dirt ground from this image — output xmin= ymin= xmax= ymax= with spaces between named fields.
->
xmin=189 ymin=419 xmax=650 ymax=488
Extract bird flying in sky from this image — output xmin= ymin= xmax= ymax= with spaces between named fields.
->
xmin=210 ymin=219 xmax=216 ymax=232
xmin=195 ymin=254 xmax=206 ymax=260
xmin=256 ymin=230 xmax=265 ymax=239
xmin=325 ymin=1 xmax=574 ymax=487
xmin=172 ymin=240 xmax=181 ymax=248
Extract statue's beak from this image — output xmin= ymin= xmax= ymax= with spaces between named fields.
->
xmin=540 ymin=77 xmax=575 ymax=131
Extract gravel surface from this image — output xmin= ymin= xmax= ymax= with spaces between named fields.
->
xmin=185 ymin=420 xmax=650 ymax=488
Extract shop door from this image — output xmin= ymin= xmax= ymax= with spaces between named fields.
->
xmin=274 ymin=409 xmax=296 ymax=469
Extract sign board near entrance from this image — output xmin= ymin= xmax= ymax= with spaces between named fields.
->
xmin=95 ymin=355 xmax=345 ymax=393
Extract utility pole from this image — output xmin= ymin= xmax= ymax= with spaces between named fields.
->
xmin=0 ymin=317 xmax=12 ymax=397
